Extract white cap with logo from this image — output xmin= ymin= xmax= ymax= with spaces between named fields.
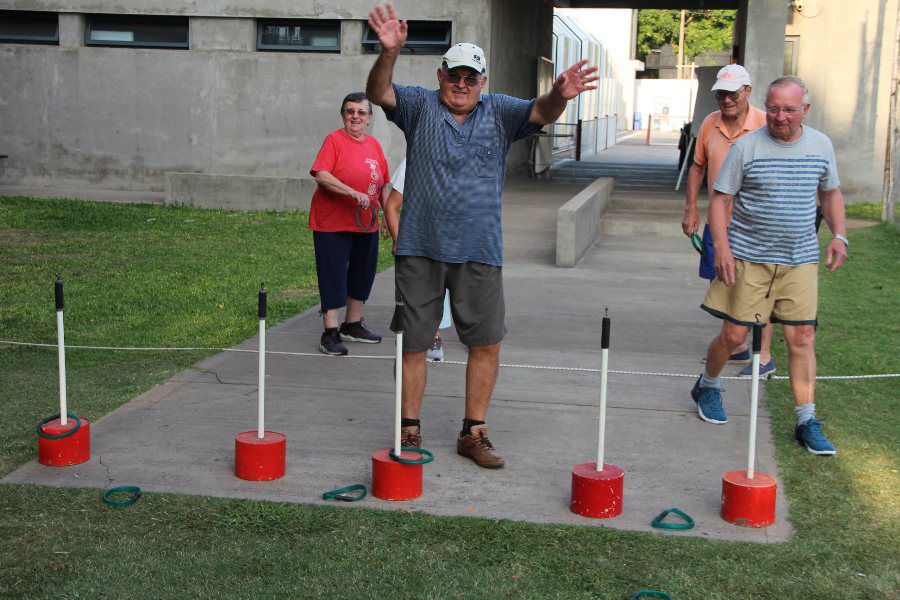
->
xmin=442 ymin=43 xmax=486 ymax=74
xmin=711 ymin=64 xmax=751 ymax=92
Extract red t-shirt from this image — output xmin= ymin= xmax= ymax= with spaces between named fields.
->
xmin=309 ymin=129 xmax=390 ymax=233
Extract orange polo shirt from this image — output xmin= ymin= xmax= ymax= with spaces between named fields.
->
xmin=694 ymin=106 xmax=767 ymax=191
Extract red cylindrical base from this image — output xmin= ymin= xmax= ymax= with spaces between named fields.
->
xmin=570 ymin=462 xmax=625 ymax=518
xmin=235 ymin=430 xmax=286 ymax=481
xmin=371 ymin=448 xmax=423 ymax=500
xmin=38 ymin=416 xmax=91 ymax=466
xmin=721 ymin=470 xmax=777 ymax=527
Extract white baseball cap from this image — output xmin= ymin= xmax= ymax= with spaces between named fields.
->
xmin=442 ymin=43 xmax=486 ymax=74
xmin=711 ymin=64 xmax=751 ymax=92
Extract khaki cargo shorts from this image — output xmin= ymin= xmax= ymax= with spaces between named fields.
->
xmin=701 ymin=260 xmax=818 ymax=326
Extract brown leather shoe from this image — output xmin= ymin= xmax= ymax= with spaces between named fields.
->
xmin=401 ymin=425 xmax=422 ymax=448
xmin=457 ymin=424 xmax=504 ymax=468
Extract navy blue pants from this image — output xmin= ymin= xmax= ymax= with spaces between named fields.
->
xmin=313 ymin=230 xmax=379 ymax=311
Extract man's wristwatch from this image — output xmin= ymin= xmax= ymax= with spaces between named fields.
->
xmin=833 ymin=233 xmax=849 ymax=247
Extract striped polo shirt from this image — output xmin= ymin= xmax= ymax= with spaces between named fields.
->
xmin=714 ymin=126 xmax=840 ymax=266
xmin=384 ymin=84 xmax=541 ymax=266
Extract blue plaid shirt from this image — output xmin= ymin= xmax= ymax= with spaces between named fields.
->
xmin=385 ymin=84 xmax=541 ymax=266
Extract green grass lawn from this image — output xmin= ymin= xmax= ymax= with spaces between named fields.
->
xmin=1 ymin=197 xmax=897 ymax=599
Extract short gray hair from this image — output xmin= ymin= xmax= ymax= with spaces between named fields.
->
xmin=768 ymin=76 xmax=810 ymax=104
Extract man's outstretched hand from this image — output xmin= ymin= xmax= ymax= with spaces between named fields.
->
xmin=553 ymin=60 xmax=599 ymax=101
xmin=369 ymin=3 xmax=407 ymax=53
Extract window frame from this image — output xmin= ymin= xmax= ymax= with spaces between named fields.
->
xmin=362 ymin=20 xmax=451 ymax=55
xmin=256 ymin=19 xmax=341 ymax=53
xmin=0 ymin=10 xmax=59 ymax=45
xmin=84 ymin=14 xmax=189 ymax=49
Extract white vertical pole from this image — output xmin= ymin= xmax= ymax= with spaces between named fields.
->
xmin=596 ymin=308 xmax=611 ymax=471
xmin=57 ymin=309 xmax=67 ymax=426
xmin=747 ymin=352 xmax=760 ymax=479
xmin=394 ymin=303 xmax=404 ymax=455
xmin=257 ymin=316 xmax=265 ymax=439
xmin=394 ymin=330 xmax=403 ymax=455
xmin=596 ymin=347 xmax=608 ymax=470
xmin=747 ymin=324 xmax=763 ymax=479
xmin=257 ymin=284 xmax=267 ymax=439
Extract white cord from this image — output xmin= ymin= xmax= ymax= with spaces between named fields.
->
xmin=2 ymin=339 xmax=898 ymax=381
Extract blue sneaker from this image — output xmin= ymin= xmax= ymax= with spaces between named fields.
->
xmin=728 ymin=348 xmax=751 ymax=363
xmin=795 ymin=418 xmax=836 ymax=455
xmin=702 ymin=348 xmax=750 ymax=364
xmin=737 ymin=358 xmax=776 ymax=378
xmin=691 ymin=376 xmax=727 ymax=424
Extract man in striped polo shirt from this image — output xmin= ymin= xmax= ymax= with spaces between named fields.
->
xmin=367 ymin=3 xmax=598 ymax=468
xmin=691 ymin=76 xmax=848 ymax=455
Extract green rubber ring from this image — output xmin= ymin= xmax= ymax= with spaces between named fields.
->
xmin=36 ymin=412 xmax=81 ymax=440
xmin=102 ymin=486 xmax=142 ymax=507
xmin=690 ymin=232 xmax=704 ymax=255
xmin=389 ymin=446 xmax=435 ymax=465
xmin=322 ymin=484 xmax=367 ymax=502
xmin=651 ymin=507 xmax=695 ymax=530
xmin=629 ymin=591 xmax=673 ymax=600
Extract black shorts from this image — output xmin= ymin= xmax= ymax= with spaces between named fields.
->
xmin=392 ymin=256 xmax=505 ymax=352
xmin=313 ymin=230 xmax=379 ymax=311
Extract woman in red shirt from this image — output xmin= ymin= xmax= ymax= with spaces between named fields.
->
xmin=309 ymin=92 xmax=390 ymax=355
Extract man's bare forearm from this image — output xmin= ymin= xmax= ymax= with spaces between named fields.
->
xmin=529 ymin=89 xmax=567 ymax=126
xmin=819 ymin=188 xmax=846 ymax=237
xmin=366 ymin=49 xmax=400 ymax=109
xmin=708 ymin=191 xmax=733 ymax=250
xmin=685 ymin=162 xmax=704 ymax=209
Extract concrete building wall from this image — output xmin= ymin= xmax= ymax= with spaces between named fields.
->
xmin=738 ymin=0 xmax=788 ymax=111
xmin=0 ymin=1 xmax=554 ymax=207
xmin=557 ymin=8 xmax=641 ymax=131
xmin=785 ymin=0 xmax=898 ymax=203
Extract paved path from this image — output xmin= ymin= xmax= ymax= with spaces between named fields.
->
xmin=3 ymin=148 xmax=792 ymax=542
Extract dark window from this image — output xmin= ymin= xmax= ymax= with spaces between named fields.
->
xmin=85 ymin=15 xmax=188 ymax=49
xmin=362 ymin=21 xmax=451 ymax=54
xmin=257 ymin=19 xmax=340 ymax=52
xmin=0 ymin=10 xmax=58 ymax=45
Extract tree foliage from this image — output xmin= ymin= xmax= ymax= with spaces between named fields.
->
xmin=636 ymin=9 xmax=736 ymax=64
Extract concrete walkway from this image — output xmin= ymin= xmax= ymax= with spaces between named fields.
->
xmin=3 ymin=149 xmax=792 ymax=542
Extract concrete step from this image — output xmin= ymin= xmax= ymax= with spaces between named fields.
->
xmin=600 ymin=210 xmax=685 ymax=237
xmin=610 ymin=195 xmax=706 ymax=212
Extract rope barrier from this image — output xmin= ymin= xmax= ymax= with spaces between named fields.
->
xmin=3 ymin=339 xmax=898 ymax=381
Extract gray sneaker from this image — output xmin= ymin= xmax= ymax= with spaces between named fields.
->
xmin=339 ymin=318 xmax=382 ymax=343
xmin=426 ymin=335 xmax=444 ymax=361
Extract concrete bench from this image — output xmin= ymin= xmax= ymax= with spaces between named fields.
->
xmin=165 ymin=172 xmax=317 ymax=212
xmin=555 ymin=177 xmax=614 ymax=267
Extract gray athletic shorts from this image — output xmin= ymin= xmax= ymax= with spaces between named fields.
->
xmin=392 ymin=256 xmax=506 ymax=352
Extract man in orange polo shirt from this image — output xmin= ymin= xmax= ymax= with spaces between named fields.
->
xmin=683 ymin=64 xmax=774 ymax=376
